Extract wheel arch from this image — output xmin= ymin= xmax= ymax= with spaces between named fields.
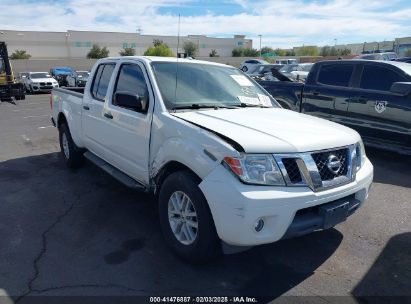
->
xmin=153 ymin=160 xmax=202 ymax=195
xmin=57 ymin=112 xmax=67 ymax=128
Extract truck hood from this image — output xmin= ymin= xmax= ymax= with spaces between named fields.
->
xmin=31 ymin=78 xmax=56 ymax=83
xmin=172 ymin=108 xmax=360 ymax=153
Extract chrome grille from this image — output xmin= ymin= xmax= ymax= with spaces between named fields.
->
xmin=282 ymin=158 xmax=302 ymax=183
xmin=312 ymin=148 xmax=348 ymax=181
xmin=275 ymin=145 xmax=356 ymax=192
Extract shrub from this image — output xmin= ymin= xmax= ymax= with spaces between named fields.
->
xmin=10 ymin=50 xmax=31 ymax=60
xmin=87 ymin=44 xmax=109 ymax=59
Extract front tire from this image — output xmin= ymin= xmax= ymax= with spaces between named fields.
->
xmin=159 ymin=171 xmax=220 ymax=263
xmin=59 ymin=123 xmax=84 ymax=168
xmin=241 ymin=66 xmax=248 ymax=72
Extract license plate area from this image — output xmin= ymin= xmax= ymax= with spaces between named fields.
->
xmin=319 ymin=200 xmax=350 ymax=229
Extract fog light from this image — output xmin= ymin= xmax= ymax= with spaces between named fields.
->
xmin=254 ymin=218 xmax=264 ymax=232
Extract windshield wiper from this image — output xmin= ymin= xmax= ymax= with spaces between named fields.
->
xmin=171 ymin=103 xmax=238 ymax=111
xmin=235 ymin=103 xmax=271 ymax=108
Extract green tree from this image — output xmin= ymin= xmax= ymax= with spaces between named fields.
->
xmin=232 ymin=47 xmax=244 ymax=57
xmin=87 ymin=44 xmax=109 ymax=59
xmin=10 ymin=50 xmax=31 ymax=60
xmin=320 ymin=46 xmax=331 ymax=57
xmin=285 ymin=49 xmax=296 ymax=56
xmin=243 ymin=48 xmax=259 ymax=57
xmin=209 ymin=49 xmax=219 ymax=57
xmin=144 ymin=44 xmax=174 ymax=57
xmin=295 ymin=46 xmax=319 ymax=56
xmin=153 ymin=39 xmax=167 ymax=47
xmin=340 ymin=48 xmax=351 ymax=56
xmin=406 ymin=49 xmax=411 ymax=57
xmin=274 ymin=48 xmax=287 ymax=56
xmin=260 ymin=46 xmax=274 ymax=55
xmin=119 ymin=47 xmax=136 ymax=56
xmin=321 ymin=45 xmax=351 ymax=57
xmin=183 ymin=41 xmax=198 ymax=57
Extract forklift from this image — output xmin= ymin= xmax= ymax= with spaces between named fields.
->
xmin=0 ymin=42 xmax=25 ymax=101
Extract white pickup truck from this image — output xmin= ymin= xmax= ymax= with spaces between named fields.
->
xmin=51 ymin=56 xmax=373 ymax=263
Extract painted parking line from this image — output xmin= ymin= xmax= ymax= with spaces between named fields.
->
xmin=38 ymin=126 xmax=54 ymax=129
xmin=23 ymin=114 xmax=50 ymax=119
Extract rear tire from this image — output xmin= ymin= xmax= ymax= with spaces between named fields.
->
xmin=59 ymin=123 xmax=84 ymax=168
xmin=159 ymin=171 xmax=220 ymax=263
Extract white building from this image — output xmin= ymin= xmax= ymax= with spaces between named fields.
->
xmin=0 ymin=30 xmax=252 ymax=59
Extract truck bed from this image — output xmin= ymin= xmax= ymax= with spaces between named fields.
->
xmin=53 ymin=86 xmax=85 ymax=95
xmin=257 ymin=80 xmax=304 ymax=111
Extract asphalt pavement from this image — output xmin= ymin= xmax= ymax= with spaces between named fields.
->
xmin=0 ymin=94 xmax=410 ymax=304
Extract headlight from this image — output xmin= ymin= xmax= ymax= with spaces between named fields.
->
xmin=355 ymin=140 xmax=366 ymax=172
xmin=223 ymin=154 xmax=285 ymax=186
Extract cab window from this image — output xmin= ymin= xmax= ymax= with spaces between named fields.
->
xmin=360 ymin=65 xmax=406 ymax=92
xmin=317 ymin=64 xmax=354 ymax=87
xmin=91 ymin=64 xmax=115 ymax=101
xmin=113 ymin=64 xmax=149 ymax=111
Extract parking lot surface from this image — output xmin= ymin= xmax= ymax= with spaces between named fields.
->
xmin=0 ymin=95 xmax=410 ymax=303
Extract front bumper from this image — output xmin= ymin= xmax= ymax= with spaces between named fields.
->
xmin=199 ymin=158 xmax=373 ymax=246
xmin=31 ymin=84 xmax=58 ymax=92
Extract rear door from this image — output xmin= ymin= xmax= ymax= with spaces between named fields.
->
xmin=347 ymin=63 xmax=410 ymax=146
xmin=302 ymin=62 xmax=356 ymax=123
xmin=82 ymin=62 xmax=116 ymax=161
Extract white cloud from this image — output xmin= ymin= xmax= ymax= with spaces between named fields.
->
xmin=0 ymin=0 xmax=410 ymax=48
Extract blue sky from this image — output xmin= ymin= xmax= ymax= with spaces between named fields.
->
xmin=1 ymin=0 xmax=411 ymax=48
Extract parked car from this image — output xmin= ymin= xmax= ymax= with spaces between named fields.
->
xmin=50 ymin=66 xmax=74 ymax=87
xmin=51 ymin=56 xmax=373 ymax=262
xmin=394 ymin=57 xmax=411 ymax=63
xmin=66 ymin=70 xmax=90 ymax=87
xmin=240 ymin=59 xmax=268 ymax=72
xmin=25 ymin=72 xmax=59 ymax=93
xmin=16 ymin=72 xmax=29 ymax=83
xmin=355 ymin=52 xmax=398 ymax=61
xmin=279 ymin=63 xmax=314 ymax=81
xmin=248 ymin=64 xmax=283 ymax=76
xmin=275 ymin=58 xmax=298 ymax=65
xmin=258 ymin=60 xmax=411 ymax=155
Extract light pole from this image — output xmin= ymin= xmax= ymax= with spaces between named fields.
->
xmin=258 ymin=35 xmax=262 ymax=57
xmin=334 ymin=38 xmax=337 ymax=46
xmin=65 ymin=33 xmax=71 ymax=59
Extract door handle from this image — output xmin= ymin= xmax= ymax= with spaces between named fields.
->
xmin=312 ymin=90 xmax=320 ymax=96
xmin=83 ymin=105 xmax=90 ymax=110
xmin=104 ymin=112 xmax=113 ymax=119
xmin=349 ymin=96 xmax=368 ymax=103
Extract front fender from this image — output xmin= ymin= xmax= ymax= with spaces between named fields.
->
xmin=150 ymin=136 xmax=219 ymax=180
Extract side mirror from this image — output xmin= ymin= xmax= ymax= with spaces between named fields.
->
xmin=114 ymin=91 xmax=146 ymax=112
xmin=390 ymin=82 xmax=411 ymax=96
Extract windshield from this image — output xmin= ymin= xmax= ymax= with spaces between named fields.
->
xmin=396 ymin=63 xmax=411 ymax=76
xmin=76 ymin=71 xmax=90 ymax=78
xmin=280 ymin=65 xmax=297 ymax=73
xmin=151 ymin=62 xmax=277 ymax=110
xmin=300 ymin=64 xmax=313 ymax=72
xmin=31 ymin=73 xmax=51 ymax=79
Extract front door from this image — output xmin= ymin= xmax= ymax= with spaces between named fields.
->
xmin=102 ymin=61 xmax=153 ymax=185
xmin=302 ymin=62 xmax=355 ymax=124
xmin=347 ymin=63 xmax=410 ymax=146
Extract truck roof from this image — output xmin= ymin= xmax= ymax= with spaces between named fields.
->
xmin=318 ymin=59 xmax=410 ymax=69
xmin=99 ymin=56 xmax=231 ymax=68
